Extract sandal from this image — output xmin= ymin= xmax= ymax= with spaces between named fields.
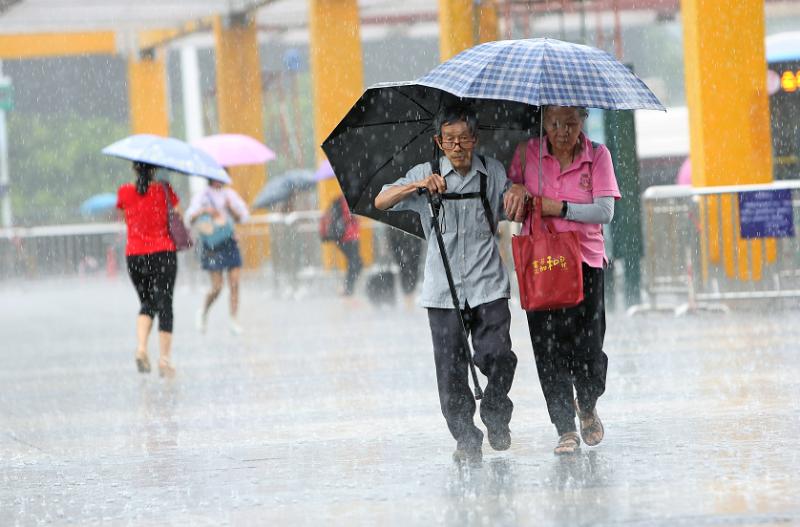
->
xmin=158 ymin=360 xmax=176 ymax=379
xmin=135 ymin=353 xmax=151 ymax=373
xmin=554 ymin=432 xmax=580 ymax=455
xmin=575 ymin=399 xmax=604 ymax=447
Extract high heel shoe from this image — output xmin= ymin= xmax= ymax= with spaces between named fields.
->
xmin=158 ymin=360 xmax=176 ymax=379
xmin=135 ymin=353 xmax=151 ymax=374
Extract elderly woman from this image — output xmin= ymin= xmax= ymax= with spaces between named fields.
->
xmin=504 ymin=106 xmax=620 ymax=455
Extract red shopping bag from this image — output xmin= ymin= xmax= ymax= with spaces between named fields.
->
xmin=511 ymin=197 xmax=584 ymax=311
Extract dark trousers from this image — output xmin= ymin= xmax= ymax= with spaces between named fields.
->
xmin=526 ymin=264 xmax=608 ymax=436
xmin=336 ymin=240 xmax=362 ymax=295
xmin=428 ymin=298 xmax=517 ymax=448
xmin=126 ymin=251 xmax=178 ymax=333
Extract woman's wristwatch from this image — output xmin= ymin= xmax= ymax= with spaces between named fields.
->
xmin=560 ymin=200 xmax=569 ymax=218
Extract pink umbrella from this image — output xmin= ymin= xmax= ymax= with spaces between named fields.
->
xmin=314 ymin=159 xmax=335 ymax=181
xmin=191 ymin=134 xmax=276 ymax=167
xmin=676 ymin=157 xmax=691 ymax=185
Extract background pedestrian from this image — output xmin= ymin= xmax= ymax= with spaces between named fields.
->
xmin=116 ymin=162 xmax=179 ymax=378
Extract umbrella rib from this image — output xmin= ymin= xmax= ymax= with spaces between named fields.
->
xmin=389 ymin=86 xmax=436 ymax=119
xmin=342 ymin=118 xmax=431 ymax=129
xmin=351 ymin=124 xmax=435 ymax=206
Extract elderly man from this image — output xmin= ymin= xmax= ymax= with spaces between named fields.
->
xmin=375 ymin=103 xmax=520 ymax=464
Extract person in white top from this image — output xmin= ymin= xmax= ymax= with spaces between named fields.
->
xmin=186 ymin=178 xmax=250 ymax=335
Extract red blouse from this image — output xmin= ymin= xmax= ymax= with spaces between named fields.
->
xmin=117 ymin=182 xmax=179 ymax=256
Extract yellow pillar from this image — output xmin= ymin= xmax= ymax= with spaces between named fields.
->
xmin=439 ymin=0 xmax=476 ymax=61
xmin=127 ymin=53 xmax=169 ymax=136
xmin=477 ymin=0 xmax=499 ymax=44
xmin=213 ymin=13 xmax=268 ymax=268
xmin=681 ymin=0 xmax=773 ymax=280
xmin=309 ymin=0 xmax=373 ymax=267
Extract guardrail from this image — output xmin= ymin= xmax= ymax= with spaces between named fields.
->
xmin=632 ymin=180 xmax=800 ymax=315
xmin=0 ymin=211 xmax=331 ymax=293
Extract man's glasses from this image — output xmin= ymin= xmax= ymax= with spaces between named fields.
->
xmin=438 ymin=137 xmax=477 ymax=150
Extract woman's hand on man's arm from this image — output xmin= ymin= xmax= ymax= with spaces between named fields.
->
xmin=503 ymin=184 xmax=530 ymax=222
xmin=504 ymin=187 xmax=565 ymax=221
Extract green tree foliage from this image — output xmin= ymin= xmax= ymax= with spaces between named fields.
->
xmin=7 ymin=112 xmax=129 ymax=226
xmin=261 ymin=72 xmax=316 ymax=176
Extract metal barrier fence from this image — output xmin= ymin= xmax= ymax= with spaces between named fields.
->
xmin=0 ymin=222 xmax=126 ymax=280
xmin=0 ymin=211 xmax=334 ymax=293
xmin=249 ymin=210 xmax=337 ymax=297
xmin=634 ymin=180 xmax=800 ymax=314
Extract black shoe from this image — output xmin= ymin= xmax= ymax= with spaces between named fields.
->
xmin=487 ymin=426 xmax=511 ymax=451
xmin=452 ymin=445 xmax=483 ymax=465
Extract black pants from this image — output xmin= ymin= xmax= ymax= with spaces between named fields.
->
xmin=335 ymin=240 xmax=362 ymax=296
xmin=526 ymin=264 xmax=608 ymax=436
xmin=126 ymin=251 xmax=177 ymax=333
xmin=428 ymin=298 xmax=517 ymax=449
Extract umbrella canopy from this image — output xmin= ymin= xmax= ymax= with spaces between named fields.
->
xmin=418 ymin=38 xmax=665 ymax=111
xmin=677 ymin=157 xmax=691 ymax=185
xmin=80 ymin=193 xmax=117 ymax=216
xmin=321 ymin=81 xmax=540 ymax=238
xmin=191 ymin=133 xmax=276 ymax=167
xmin=102 ymin=134 xmax=231 ymax=183
xmin=766 ymin=31 xmax=800 ymax=62
xmin=314 ymin=159 xmax=335 ymax=181
xmin=252 ymin=169 xmax=316 ymax=209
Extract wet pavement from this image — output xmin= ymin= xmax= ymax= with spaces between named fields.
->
xmin=2 ymin=275 xmax=799 ymax=526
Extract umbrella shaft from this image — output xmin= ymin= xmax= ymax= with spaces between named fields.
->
xmin=426 ymin=195 xmax=483 ymax=400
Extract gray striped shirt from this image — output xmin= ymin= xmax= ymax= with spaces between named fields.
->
xmin=382 ymin=154 xmax=511 ymax=309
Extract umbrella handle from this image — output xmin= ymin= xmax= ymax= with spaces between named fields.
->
xmin=418 ymin=188 xmax=483 ymax=400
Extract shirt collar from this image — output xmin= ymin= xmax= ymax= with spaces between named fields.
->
xmin=439 ymin=153 xmax=487 ymax=178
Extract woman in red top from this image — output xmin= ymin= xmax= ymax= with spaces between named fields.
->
xmin=117 ymin=162 xmax=181 ymax=378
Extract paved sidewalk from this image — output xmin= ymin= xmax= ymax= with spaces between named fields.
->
xmin=1 ymin=276 xmax=799 ymax=526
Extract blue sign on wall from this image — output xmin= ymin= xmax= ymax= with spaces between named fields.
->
xmin=738 ymin=189 xmax=795 ymax=239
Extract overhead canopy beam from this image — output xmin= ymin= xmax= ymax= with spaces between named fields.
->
xmin=0 ymin=31 xmax=117 ymax=59
xmin=135 ymin=18 xmax=214 ymax=54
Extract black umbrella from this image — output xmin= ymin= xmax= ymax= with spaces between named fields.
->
xmin=322 ymin=81 xmax=539 ymax=400
xmin=321 ymin=81 xmax=539 ymax=238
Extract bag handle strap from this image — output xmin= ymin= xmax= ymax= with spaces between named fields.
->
xmin=161 ymin=182 xmax=174 ymax=224
xmin=515 ymin=141 xmax=540 ymax=235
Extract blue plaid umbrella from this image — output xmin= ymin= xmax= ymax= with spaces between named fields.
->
xmin=418 ymin=38 xmax=665 ymax=111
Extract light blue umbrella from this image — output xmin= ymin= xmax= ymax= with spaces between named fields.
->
xmin=102 ymin=134 xmax=231 ymax=183
xmin=80 ymin=193 xmax=117 ymax=216
xmin=418 ymin=38 xmax=665 ymax=111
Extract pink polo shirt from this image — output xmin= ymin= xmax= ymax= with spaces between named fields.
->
xmin=508 ymin=134 xmax=620 ymax=268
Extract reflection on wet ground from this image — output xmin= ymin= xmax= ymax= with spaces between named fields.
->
xmin=1 ymin=278 xmax=799 ymax=525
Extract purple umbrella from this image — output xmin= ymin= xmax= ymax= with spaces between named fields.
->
xmin=314 ymin=159 xmax=335 ymax=181
xmin=191 ymin=134 xmax=276 ymax=167
xmin=677 ymin=157 xmax=691 ymax=185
